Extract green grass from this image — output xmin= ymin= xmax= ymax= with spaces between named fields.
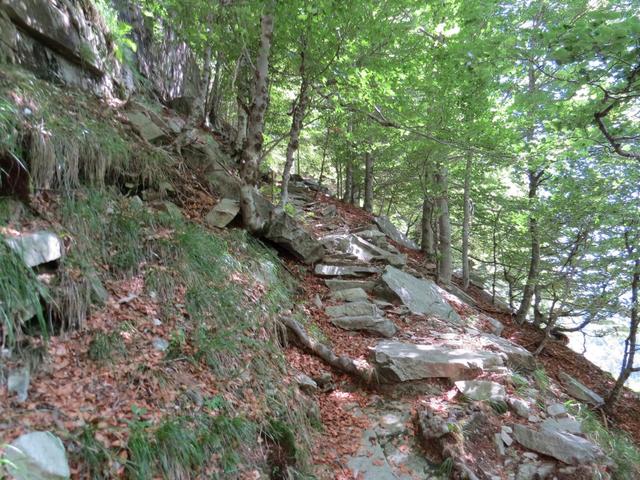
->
xmin=0 ymin=238 xmax=49 ymax=350
xmin=569 ymin=403 xmax=640 ymax=480
xmin=532 ymin=367 xmax=551 ymax=393
xmin=73 ymin=425 xmax=114 ymax=480
xmin=88 ymin=331 xmax=125 ymax=363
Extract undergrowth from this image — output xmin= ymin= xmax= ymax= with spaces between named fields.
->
xmin=569 ymin=402 xmax=640 ymax=480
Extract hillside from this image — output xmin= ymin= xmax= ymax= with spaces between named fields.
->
xmin=2 ymin=1 xmax=640 ymax=479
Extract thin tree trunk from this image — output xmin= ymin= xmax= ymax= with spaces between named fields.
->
xmin=318 ymin=125 xmax=330 ymax=187
xmin=462 ymin=157 xmax=472 ymax=290
xmin=436 ymin=168 xmax=452 ymax=285
xmin=280 ymin=73 xmax=309 ymax=206
xmin=189 ymin=44 xmax=212 ymax=128
xmin=515 ymin=169 xmax=543 ymax=324
xmin=239 ymin=12 xmax=274 ymax=232
xmin=363 ymin=152 xmax=374 ymax=213
xmin=605 ymin=239 xmax=640 ymax=411
xmin=421 ymin=196 xmax=435 ymax=260
xmin=343 ymin=156 xmax=354 ymax=204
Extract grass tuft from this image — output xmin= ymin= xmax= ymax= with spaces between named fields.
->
xmin=88 ymin=331 xmax=125 ymax=363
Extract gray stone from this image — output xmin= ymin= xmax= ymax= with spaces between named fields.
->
xmin=5 ymin=431 xmax=70 ymax=479
xmin=331 ymin=315 xmax=397 ymax=337
xmin=326 ymin=302 xmax=381 ymax=318
xmin=324 ymin=279 xmax=377 ymax=292
xmin=331 ymin=288 xmax=369 ymax=302
xmin=495 ymin=433 xmax=506 ymax=456
xmin=313 ymin=294 xmax=323 ymax=309
xmin=374 ymin=216 xmax=419 ymax=250
xmin=541 ymin=417 xmax=582 ymax=435
xmin=507 ymin=397 xmax=531 ymax=418
xmin=126 ymin=111 xmax=166 ymax=142
xmin=455 ymin=380 xmax=506 ymax=402
xmin=516 ymin=463 xmax=538 ymax=480
xmin=380 ymin=266 xmax=462 ymax=323
xmin=513 ymin=424 xmax=608 ymax=465
xmin=558 ymin=372 xmax=604 ymax=406
xmin=204 ymin=198 xmax=240 ymax=228
xmin=152 ymin=338 xmax=169 ymax=351
xmin=546 ymin=403 xmax=567 ymax=417
xmin=474 ymin=332 xmax=535 ymax=371
xmin=5 ymin=231 xmax=62 ymax=267
xmin=264 ymin=211 xmax=325 ymax=264
xmin=372 ymin=341 xmax=503 ymax=382
xmin=485 ymin=315 xmax=505 ymax=336
xmin=8 ymin=368 xmax=30 ymax=402
xmin=315 ymin=264 xmax=380 ymax=277
xmin=294 ymin=373 xmax=318 ymax=394
xmin=501 ymin=426 xmax=514 ymax=446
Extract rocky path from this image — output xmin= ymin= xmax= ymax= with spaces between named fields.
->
xmin=282 ymin=177 xmax=613 ymax=480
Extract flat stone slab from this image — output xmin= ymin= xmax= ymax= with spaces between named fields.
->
xmin=455 ymin=380 xmax=506 ymax=402
xmin=315 ymin=264 xmax=380 ymax=277
xmin=325 ymin=279 xmax=377 ymax=292
xmin=558 ymin=372 xmax=604 ymax=406
xmin=5 ymin=431 xmax=70 ymax=480
xmin=326 ymin=301 xmax=381 ymax=318
xmin=332 ymin=315 xmax=397 ymax=337
xmin=5 ymin=231 xmax=62 ymax=267
xmin=372 ymin=341 xmax=503 ymax=382
xmin=541 ymin=417 xmax=583 ymax=435
xmin=126 ymin=111 xmax=166 ymax=142
xmin=513 ymin=424 xmax=607 ymax=465
xmin=374 ymin=216 xmax=419 ymax=250
xmin=380 ymin=266 xmax=462 ymax=323
xmin=204 ymin=198 xmax=239 ymax=227
xmin=331 ymin=287 xmax=369 ymax=302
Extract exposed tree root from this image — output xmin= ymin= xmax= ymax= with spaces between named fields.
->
xmin=280 ymin=317 xmax=375 ymax=384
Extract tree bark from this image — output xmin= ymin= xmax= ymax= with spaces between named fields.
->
xmin=280 ymin=72 xmax=309 ymax=206
xmin=462 ymin=156 xmax=472 ymax=290
xmin=421 ymin=196 xmax=435 ymax=260
xmin=436 ymin=168 xmax=452 ymax=285
xmin=343 ymin=156 xmax=354 ymax=204
xmin=363 ymin=152 xmax=374 ymax=212
xmin=515 ymin=169 xmax=543 ymax=324
xmin=238 ymin=12 xmax=274 ymax=232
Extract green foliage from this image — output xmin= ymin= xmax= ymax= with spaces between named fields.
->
xmin=73 ymin=425 xmax=113 ymax=480
xmin=437 ymin=457 xmax=454 ymax=477
xmin=92 ymin=0 xmax=137 ymax=62
xmin=533 ymin=368 xmax=551 ymax=393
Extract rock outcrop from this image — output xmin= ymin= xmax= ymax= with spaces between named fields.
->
xmin=5 ymin=431 xmax=70 ymax=480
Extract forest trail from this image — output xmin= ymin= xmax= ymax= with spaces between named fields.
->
xmin=272 ymin=177 xmax=640 ymax=479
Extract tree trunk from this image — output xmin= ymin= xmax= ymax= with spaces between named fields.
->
xmin=189 ymin=44 xmax=212 ymax=128
xmin=436 ymin=168 xmax=452 ymax=285
xmin=343 ymin=156 xmax=354 ymax=204
xmin=363 ymin=152 xmax=374 ymax=212
xmin=462 ymin=157 xmax=472 ymax=290
xmin=318 ymin=125 xmax=330 ymax=187
xmin=515 ymin=169 xmax=543 ymax=324
xmin=280 ymin=76 xmax=309 ymax=206
xmin=421 ymin=196 xmax=435 ymax=260
xmin=239 ymin=12 xmax=274 ymax=232
xmin=605 ymin=243 xmax=640 ymax=411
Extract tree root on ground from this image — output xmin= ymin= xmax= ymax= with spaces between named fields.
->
xmin=280 ymin=317 xmax=375 ymax=384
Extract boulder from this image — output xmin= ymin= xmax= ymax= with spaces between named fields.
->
xmin=455 ymin=380 xmax=506 ymax=402
xmin=373 ymin=216 xmax=419 ymax=250
xmin=371 ymin=341 xmax=503 ymax=382
xmin=475 ymin=333 xmax=535 ymax=371
xmin=324 ymin=279 xmax=377 ymax=292
xmin=507 ymin=397 xmax=532 ymax=418
xmin=294 ymin=373 xmax=318 ymax=394
xmin=513 ymin=424 xmax=607 ymax=465
xmin=7 ymin=368 xmax=30 ymax=403
xmin=126 ymin=111 xmax=166 ymax=142
xmin=546 ymin=403 xmax=567 ymax=417
xmin=264 ymin=211 xmax=325 ymax=264
xmin=380 ymin=266 xmax=462 ymax=323
xmin=326 ymin=302 xmax=381 ymax=318
xmin=205 ymin=198 xmax=240 ymax=228
xmin=5 ymin=231 xmax=62 ymax=267
xmin=541 ymin=417 xmax=583 ymax=435
xmin=4 ymin=431 xmax=70 ymax=479
xmin=331 ymin=288 xmax=369 ymax=302
xmin=558 ymin=372 xmax=604 ymax=406
xmin=315 ymin=264 xmax=380 ymax=277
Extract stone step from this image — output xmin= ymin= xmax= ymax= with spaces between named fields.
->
xmin=331 ymin=315 xmax=397 ymax=338
xmin=325 ymin=301 xmax=381 ymax=318
xmin=371 ymin=340 xmax=504 ymax=382
xmin=325 ymin=279 xmax=377 ymax=292
xmin=315 ymin=264 xmax=380 ymax=277
xmin=331 ymin=288 xmax=369 ymax=302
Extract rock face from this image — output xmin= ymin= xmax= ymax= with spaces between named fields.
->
xmin=324 ymin=279 xmax=377 ymax=292
xmin=372 ymin=341 xmax=503 ymax=382
xmin=455 ymin=380 xmax=506 ymax=402
xmin=315 ymin=264 xmax=380 ymax=277
xmin=205 ymin=198 xmax=240 ymax=228
xmin=558 ymin=372 xmax=604 ymax=406
xmin=512 ymin=424 xmax=607 ymax=465
xmin=374 ymin=216 xmax=419 ymax=250
xmin=5 ymin=231 xmax=62 ymax=267
xmin=5 ymin=431 xmax=70 ymax=480
xmin=326 ymin=302 xmax=397 ymax=337
xmin=380 ymin=266 xmax=462 ymax=323
xmin=125 ymin=110 xmax=166 ymax=142
xmin=264 ymin=211 xmax=325 ymax=264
